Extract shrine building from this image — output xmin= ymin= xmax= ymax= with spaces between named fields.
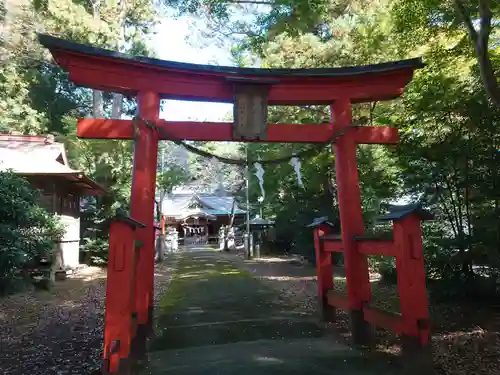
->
xmin=0 ymin=133 xmax=106 ymax=269
xmin=160 ymin=185 xmax=246 ymax=245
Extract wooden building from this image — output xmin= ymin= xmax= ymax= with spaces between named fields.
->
xmin=161 ymin=189 xmax=246 ymax=245
xmin=0 ymin=134 xmax=106 ymax=270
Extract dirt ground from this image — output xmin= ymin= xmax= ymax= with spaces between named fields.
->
xmin=225 ymin=250 xmax=500 ymax=375
xmin=1 ymin=248 xmax=499 ymax=375
xmin=0 ymin=262 xmax=175 ymax=375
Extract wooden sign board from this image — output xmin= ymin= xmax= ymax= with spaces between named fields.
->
xmin=233 ymin=83 xmax=270 ymax=140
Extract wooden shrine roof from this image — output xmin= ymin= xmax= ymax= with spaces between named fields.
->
xmin=0 ymin=134 xmax=106 ymax=196
xmin=161 ymin=192 xmax=246 ymax=219
xmin=38 ymin=34 xmax=424 ymax=105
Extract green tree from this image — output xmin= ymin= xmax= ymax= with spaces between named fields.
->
xmin=156 ymin=165 xmax=190 ymax=221
xmin=391 ymin=0 xmax=500 ymax=107
xmin=0 ymin=0 xmax=161 ymax=266
xmin=0 ymin=171 xmax=64 ymax=295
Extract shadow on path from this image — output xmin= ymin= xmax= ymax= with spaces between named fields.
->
xmin=144 ymin=248 xmax=398 ymax=375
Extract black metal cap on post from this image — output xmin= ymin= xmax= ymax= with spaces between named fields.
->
xmin=114 ymin=209 xmax=147 ymax=229
xmin=377 ymin=203 xmax=433 ymax=222
xmin=241 ymin=217 xmax=275 ymax=231
xmin=307 ymin=216 xmax=336 ymax=228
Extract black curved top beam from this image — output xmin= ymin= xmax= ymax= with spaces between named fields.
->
xmin=38 ymin=34 xmax=425 ymax=78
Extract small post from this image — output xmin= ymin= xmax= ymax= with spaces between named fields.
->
xmin=308 ymin=217 xmax=335 ymax=321
xmin=155 ymin=225 xmax=164 ymax=263
xmin=103 ymin=213 xmax=145 ymax=374
xmin=384 ymin=204 xmax=433 ymax=373
xmin=161 ymin=215 xmax=165 ymax=234
xmin=254 ymin=232 xmax=261 ymax=258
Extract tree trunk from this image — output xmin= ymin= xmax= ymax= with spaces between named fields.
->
xmin=111 ymin=1 xmax=127 ymax=119
xmin=92 ymin=0 xmax=104 ymax=117
xmin=454 ymin=0 xmax=500 ymax=108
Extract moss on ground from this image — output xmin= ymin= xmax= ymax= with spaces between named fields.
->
xmin=150 ymin=250 xmax=323 ymax=352
xmin=157 ymin=253 xmax=251 ymax=312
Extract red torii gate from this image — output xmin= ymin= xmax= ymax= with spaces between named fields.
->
xmin=38 ymin=34 xmax=430 ymax=373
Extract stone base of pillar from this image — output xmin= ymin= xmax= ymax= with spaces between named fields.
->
xmin=348 ymin=309 xmax=373 ymax=347
xmin=319 ymin=296 xmax=336 ymax=322
xmin=400 ymin=335 xmax=434 ymax=374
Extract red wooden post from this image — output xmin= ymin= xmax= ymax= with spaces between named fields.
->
xmin=393 ymin=214 xmax=431 ymax=346
xmin=331 ymin=98 xmax=372 ymax=345
xmin=313 ymin=224 xmax=335 ymax=321
xmin=130 ymin=91 xmax=160 ymax=356
xmin=103 ymin=215 xmax=144 ymax=374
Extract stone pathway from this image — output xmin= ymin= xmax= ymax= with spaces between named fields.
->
xmin=143 ymin=247 xmax=399 ymax=375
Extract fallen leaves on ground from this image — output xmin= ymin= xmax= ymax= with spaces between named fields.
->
xmin=1 ymin=250 xmax=498 ymax=375
xmin=228 ymin=250 xmax=500 ymax=375
xmin=0 ymin=262 xmax=175 ymax=375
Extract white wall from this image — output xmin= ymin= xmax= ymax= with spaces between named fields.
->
xmin=58 ymin=214 xmax=81 ymax=269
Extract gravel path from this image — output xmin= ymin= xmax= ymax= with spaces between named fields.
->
xmin=221 ymin=251 xmax=320 ymax=314
xmin=0 ymin=260 xmax=176 ymax=375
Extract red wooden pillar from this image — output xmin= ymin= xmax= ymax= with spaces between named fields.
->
xmin=313 ymin=224 xmax=335 ymax=321
xmin=393 ymin=214 xmax=431 ymax=347
xmin=130 ymin=91 xmax=160 ymax=356
xmin=331 ymin=99 xmax=372 ymax=345
xmin=103 ymin=215 xmax=145 ymax=374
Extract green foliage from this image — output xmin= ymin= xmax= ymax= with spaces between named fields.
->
xmin=235 ymin=1 xmax=405 ymax=260
xmin=80 ymin=238 xmax=110 ymax=266
xmin=0 ymin=172 xmax=64 ymax=295
xmin=391 ymin=0 xmax=500 ymax=46
xmin=391 ymin=0 xmax=500 ymax=107
xmin=157 ymin=165 xmax=190 ymax=194
xmin=188 ymin=0 xmax=500 ymax=299
xmin=1 ymin=0 xmax=160 ymax=271
xmin=0 ymin=0 xmax=498 ymax=302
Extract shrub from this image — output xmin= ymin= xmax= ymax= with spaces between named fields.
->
xmin=0 ymin=171 xmax=64 ymax=295
xmin=80 ymin=237 xmax=109 ymax=266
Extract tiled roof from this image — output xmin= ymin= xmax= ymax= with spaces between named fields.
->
xmin=161 ymin=192 xmax=246 ymax=218
xmin=0 ymin=134 xmax=106 ymax=195
xmin=0 ymin=135 xmax=74 ymax=174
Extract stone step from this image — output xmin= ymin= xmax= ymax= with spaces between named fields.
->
xmin=149 ymin=318 xmax=324 ymax=351
xmin=144 ymin=337 xmax=395 ymax=375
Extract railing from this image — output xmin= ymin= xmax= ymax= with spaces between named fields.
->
xmin=311 ymin=204 xmax=432 ymax=353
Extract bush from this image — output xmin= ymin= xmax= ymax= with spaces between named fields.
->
xmin=80 ymin=237 xmax=109 ymax=266
xmin=372 ymin=256 xmax=398 ymax=283
xmin=0 ymin=171 xmax=64 ymax=295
